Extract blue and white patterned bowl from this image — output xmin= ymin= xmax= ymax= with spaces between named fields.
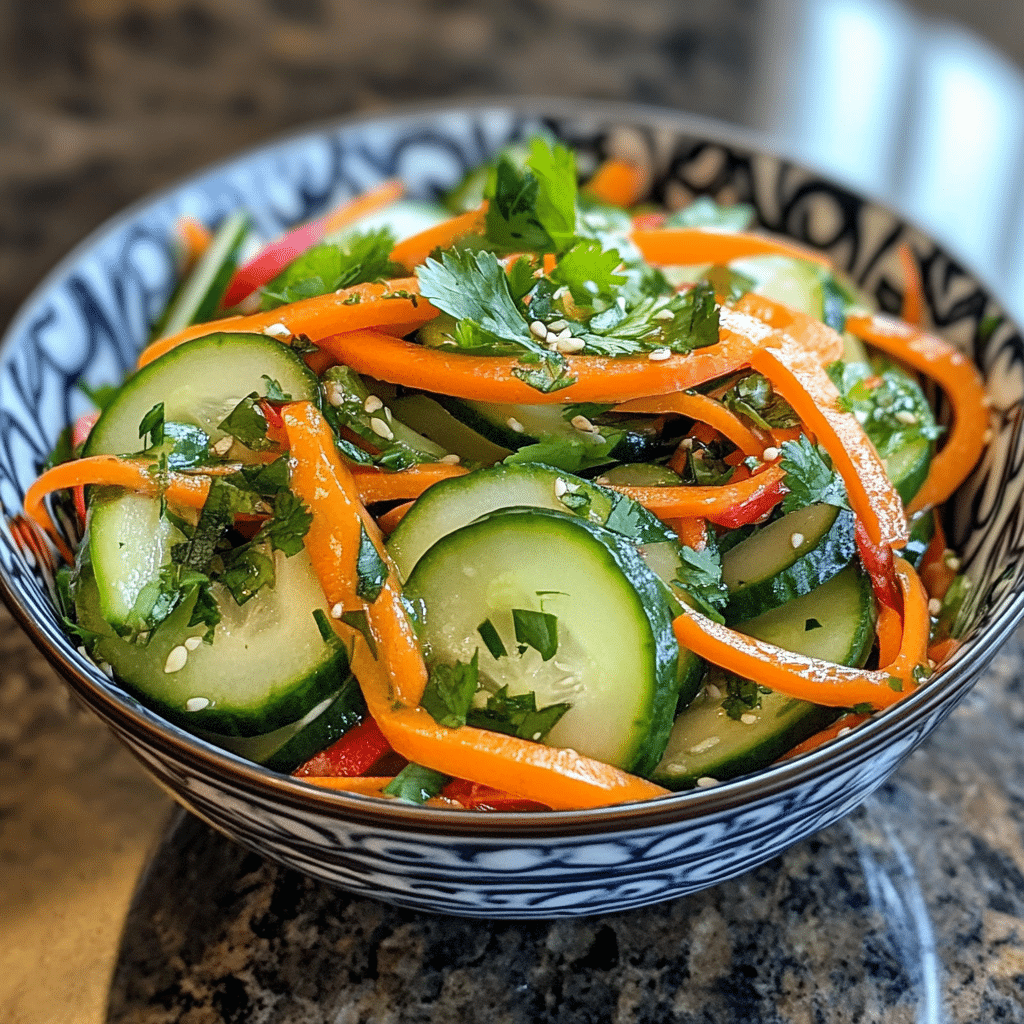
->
xmin=2 ymin=100 xmax=1022 ymax=919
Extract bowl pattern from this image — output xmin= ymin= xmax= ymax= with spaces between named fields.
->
xmin=2 ymin=102 xmax=1023 ymax=917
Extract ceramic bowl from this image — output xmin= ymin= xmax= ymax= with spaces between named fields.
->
xmin=2 ymin=100 xmax=1022 ymax=919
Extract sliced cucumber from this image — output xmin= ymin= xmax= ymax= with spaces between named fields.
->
xmin=598 ymin=463 xmax=682 ymax=487
xmin=900 ymin=510 xmax=936 ymax=569
xmin=388 ymin=394 xmax=512 ymax=466
xmin=722 ymin=503 xmax=856 ymax=623
xmin=83 ymin=332 xmax=318 ymax=458
xmin=653 ymin=565 xmax=875 ymax=789
xmin=74 ymin=543 xmax=349 ymax=736
xmin=404 ymin=507 xmax=680 ymax=775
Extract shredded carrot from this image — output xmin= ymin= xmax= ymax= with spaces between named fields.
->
xmin=390 ymin=203 xmax=488 ymax=272
xmin=350 ymin=462 xmax=468 ymax=503
xmin=927 ymin=637 xmax=961 ymax=665
xmin=584 ymin=158 xmax=647 ymax=207
xmin=135 ymin=278 xmax=435 ymax=369
xmin=673 ymin=517 xmax=709 ymax=551
xmin=918 ymin=513 xmax=957 ymax=601
xmin=177 ymin=216 xmax=213 ymax=271
xmin=897 ymin=244 xmax=924 ymax=328
xmin=376 ymin=500 xmax=414 ymax=535
xmin=632 ymin=227 xmax=833 ymax=269
xmin=845 ymin=313 xmax=989 ymax=515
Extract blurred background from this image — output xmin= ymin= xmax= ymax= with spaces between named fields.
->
xmin=2 ymin=0 xmax=1024 ymax=330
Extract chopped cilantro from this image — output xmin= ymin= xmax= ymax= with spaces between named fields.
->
xmin=161 ymin=422 xmax=210 ymax=470
xmin=139 ymin=403 xmax=165 ymax=450
xmin=549 ymin=238 xmax=626 ymax=304
xmin=260 ymin=375 xmax=291 ymax=402
xmin=354 ymin=524 xmax=388 ymax=602
xmin=504 ymin=433 xmax=618 ymax=473
xmin=477 ymin=618 xmax=508 ymax=660
xmin=233 ymin=455 xmax=291 ymax=495
xmin=779 ymin=435 xmax=850 ymax=513
xmin=722 ymin=373 xmax=800 ymax=431
xmin=722 ymin=674 xmax=762 ymax=720
xmin=467 ymin=685 xmax=570 ymax=741
xmin=383 ymin=763 xmax=451 ymax=804
xmin=512 ymin=608 xmax=558 ymax=661
xmin=218 ymin=393 xmax=272 ymax=451
xmin=340 ymin=609 xmax=378 ymax=658
xmin=672 ymin=542 xmax=728 ymax=621
xmin=420 ymin=651 xmax=479 ymax=728
xmin=257 ymin=490 xmax=312 ymax=556
xmin=218 ymin=544 xmax=275 ymax=605
xmin=804 ymin=617 xmax=823 ymax=631
xmin=663 ymin=282 xmax=720 ymax=353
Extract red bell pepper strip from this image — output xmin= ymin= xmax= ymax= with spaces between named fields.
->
xmin=292 ymin=716 xmax=392 ymax=778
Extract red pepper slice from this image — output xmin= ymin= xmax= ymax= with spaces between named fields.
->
xmin=292 ymin=716 xmax=392 ymax=778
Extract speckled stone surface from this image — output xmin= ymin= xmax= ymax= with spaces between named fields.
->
xmin=3 ymin=2 xmax=1024 ymax=1022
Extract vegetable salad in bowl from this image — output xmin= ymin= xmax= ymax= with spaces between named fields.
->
xmin=24 ymin=133 xmax=988 ymax=814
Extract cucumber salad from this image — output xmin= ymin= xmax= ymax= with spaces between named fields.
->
xmin=28 ymin=137 xmax=988 ymax=811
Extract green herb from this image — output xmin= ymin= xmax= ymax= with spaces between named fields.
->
xmin=420 ymin=651 xmax=479 ymax=728
xmin=662 ymin=282 xmax=720 ymax=353
xmin=672 ymin=542 xmax=728 ymax=620
xmin=383 ymin=763 xmax=451 ymax=804
xmin=779 ymin=435 xmax=850 ymax=513
xmin=160 ymin=422 xmax=211 ymax=470
xmin=549 ymin=238 xmax=626 ymax=304
xmin=139 ymin=403 xmax=165 ymax=450
xmin=820 ymin=275 xmax=850 ymax=334
xmin=217 ymin=544 xmax=276 ymax=605
xmin=218 ymin=393 xmax=272 ymax=451
xmin=260 ymin=375 xmax=291 ymax=402
xmin=504 ymin=433 xmax=618 ymax=473
xmin=355 ymin=523 xmax=388 ymax=601
xmin=702 ymin=265 xmax=756 ymax=302
xmin=722 ymin=675 xmax=762 ymax=720
xmin=722 ymin=373 xmax=800 ymax=430
xmin=804 ymin=617 xmax=823 ymax=631
xmin=850 ymin=703 xmax=873 ymax=715
xmin=233 ymin=455 xmax=291 ymax=495
xmin=887 ymin=676 xmax=904 ymax=692
xmin=512 ymin=608 xmax=558 ymax=661
xmin=663 ymin=196 xmax=756 ymax=231
xmin=477 ymin=619 xmax=508 ymax=660
xmin=509 ymin=363 xmax=578 ymax=394
xmin=340 ymin=609 xmax=377 ymax=658
xmin=467 ymin=685 xmax=570 ymax=741
xmin=259 ymin=490 xmax=313 ymax=556
xmin=288 ymin=333 xmax=320 ymax=354
xmin=688 ymin=445 xmax=735 ymax=487
xmin=170 ymin=477 xmax=238 ymax=573
xmin=602 ymin=492 xmax=647 ymax=541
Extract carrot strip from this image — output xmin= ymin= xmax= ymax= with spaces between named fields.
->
xmin=376 ymin=500 xmax=414 ymax=535
xmin=283 ymin=401 xmax=669 ymax=809
xmin=845 ymin=313 xmax=989 ymax=515
xmin=777 ymin=713 xmax=872 ymax=760
xmin=608 ymin=464 xmax=785 ymax=525
xmin=390 ymin=204 xmax=488 ymax=272
xmin=25 ymin=455 xmax=212 ymax=562
xmin=897 ymin=244 xmax=924 ymax=328
xmin=136 ymin=278 xmax=434 ymax=369
xmin=614 ymin=391 xmax=764 ymax=457
xmin=673 ymin=557 xmax=929 ymax=709
xmin=221 ymin=179 xmax=405 ymax=308
xmin=632 ymin=227 xmax=832 ymax=269
xmin=735 ymin=293 xmax=845 ymax=365
xmin=750 ymin=337 xmax=908 ymax=548
xmin=350 ymin=462 xmax=468 ymax=503
xmin=584 ymin=158 xmax=647 ymax=207
xmin=919 ymin=513 xmax=957 ymax=601
xmin=177 ymin=216 xmax=213 ymax=270
xmin=673 ymin=517 xmax=709 ymax=550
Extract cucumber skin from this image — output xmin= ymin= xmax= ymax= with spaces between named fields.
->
xmin=724 ymin=508 xmax=856 ymax=624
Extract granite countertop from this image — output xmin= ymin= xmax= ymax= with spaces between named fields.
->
xmin=2 ymin=2 xmax=1024 ymax=1022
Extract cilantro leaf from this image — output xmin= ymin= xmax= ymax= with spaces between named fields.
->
xmin=170 ymin=477 xmax=237 ymax=573
xmin=512 ymin=608 xmax=558 ymax=661
xmin=664 ymin=196 xmax=756 ymax=231
xmin=420 ymin=651 xmax=479 ymax=728
xmin=549 ymin=238 xmax=626 ymax=304
xmin=509 ymin=363 xmax=578 ymax=394
xmin=504 ymin=433 xmax=618 ymax=473
xmin=779 ymin=435 xmax=851 ymax=513
xmin=354 ymin=523 xmax=388 ymax=602
xmin=722 ymin=373 xmax=800 ymax=431
xmin=340 ymin=608 xmax=377 ymax=658
xmin=218 ymin=393 xmax=272 ymax=451
xmin=257 ymin=490 xmax=312 ymax=556
xmin=218 ymin=545 xmax=275 ymax=605
xmin=702 ymin=265 xmax=756 ymax=302
xmin=139 ymin=403 xmax=165 ymax=450
xmin=663 ymin=282 xmax=719 ymax=353
xmin=477 ymin=619 xmax=508 ymax=660
xmin=671 ymin=542 xmax=729 ymax=620
xmin=721 ymin=674 xmax=764 ymax=720
xmin=261 ymin=375 xmax=291 ymax=402
xmin=232 ymin=455 xmax=291 ymax=495
xmin=467 ymin=685 xmax=570 ymax=741
xmin=384 ymin=763 xmax=451 ymax=803
xmin=161 ymin=422 xmax=211 ymax=470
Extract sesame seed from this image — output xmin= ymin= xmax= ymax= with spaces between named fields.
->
xmin=762 ymin=446 xmax=780 ymax=461
xmin=982 ymin=395 xmax=993 ymax=408
xmin=689 ymin=736 xmax=721 ymax=754
xmin=654 ymin=308 xmax=676 ymax=321
xmin=529 ymin=320 xmax=547 ymax=339
xmin=895 ymin=410 xmax=918 ymax=425
xmin=439 ymin=453 xmax=461 ymax=465
xmin=695 ymin=776 xmax=720 ymax=788
xmin=263 ymin=322 xmax=291 ymax=338
xmin=790 ymin=532 xmax=805 ymax=549
xmin=594 ymin=476 xmax=610 ymax=485
xmin=680 ymin=437 xmax=694 ymax=450
xmin=184 ymin=636 xmax=203 ymax=651
xmin=555 ymin=337 xmax=586 ymax=354
xmin=928 ymin=658 xmax=937 ymax=669
xmin=211 ymin=435 xmax=234 ymax=457
xmin=983 ymin=428 xmax=993 ymax=444
xmin=548 ymin=320 xmax=568 ymax=331
xmin=554 ymin=478 xmax=568 ymax=498
xmin=648 ymin=347 xmax=671 ymax=361
xmin=507 ymin=417 xmax=525 ymax=433
xmin=928 ymin=598 xmax=942 ymax=616
xmin=532 ymin=732 xmax=543 ymax=741
xmin=164 ymin=646 xmax=188 ymax=674
xmin=570 ymin=414 xmax=596 ymax=433
xmin=370 ymin=418 xmax=394 ymax=440
xmin=363 ymin=394 xmax=384 ymax=414
xmin=545 ymin=332 xmax=560 ymax=345
xmin=185 ymin=697 xmax=210 ymax=712
xmin=100 ymin=662 xmax=114 ymax=678
xmin=944 ymin=553 xmax=961 ymax=571
xmin=740 ymin=713 xmax=757 ymax=725
xmin=553 ymin=286 xmax=569 ymax=300
xmin=555 ymin=327 xmax=573 ymax=341
xmin=330 ymin=602 xmax=344 ymax=619
xmin=325 ymin=382 xmax=345 ymax=407
xmin=705 ymin=683 xmax=722 ymax=700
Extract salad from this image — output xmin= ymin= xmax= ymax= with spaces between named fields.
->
xmin=25 ymin=137 xmax=988 ymax=811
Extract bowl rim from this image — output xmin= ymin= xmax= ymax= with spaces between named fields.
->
xmin=2 ymin=95 xmax=1021 ymax=838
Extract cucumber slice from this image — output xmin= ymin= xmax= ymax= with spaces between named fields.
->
xmin=598 ymin=463 xmax=682 ymax=486
xmin=74 ymin=543 xmax=349 ymax=736
xmin=389 ymin=394 xmax=512 ymax=466
xmin=883 ymin=436 xmax=931 ymax=506
xmin=83 ymin=332 xmax=318 ymax=458
xmin=722 ymin=504 xmax=856 ymax=623
xmin=404 ymin=507 xmax=680 ymax=775
xmin=900 ymin=510 xmax=935 ymax=569
xmin=653 ymin=566 xmax=875 ymax=789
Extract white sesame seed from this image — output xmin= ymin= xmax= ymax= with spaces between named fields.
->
xmin=680 ymin=437 xmax=694 ymax=450
xmin=554 ymin=478 xmax=568 ymax=498
xmin=895 ymin=410 xmax=919 ymax=425
xmin=370 ymin=418 xmax=394 ymax=441
xmin=100 ymin=662 xmax=114 ymax=678
xmin=263 ymin=322 xmax=291 ymax=338
xmin=983 ymin=428 xmax=993 ymax=444
xmin=384 ymin=406 xmax=393 ymax=422
xmin=762 ymin=446 xmax=780 ymax=461
xmin=363 ymin=394 xmax=384 ymax=414
xmin=740 ymin=713 xmax=758 ymax=725
xmin=184 ymin=635 xmax=203 ymax=651
xmin=164 ymin=646 xmax=188 ymax=674
xmin=689 ymin=736 xmax=721 ymax=754
xmin=507 ymin=417 xmax=525 ymax=433
xmin=695 ymin=776 xmax=720 ymax=788
xmin=439 ymin=453 xmax=461 ymax=465
xmin=945 ymin=553 xmax=961 ymax=571
xmin=654 ymin=308 xmax=676 ymax=321
xmin=928 ymin=598 xmax=942 ymax=616
xmin=555 ymin=327 xmax=573 ymax=341
xmin=185 ymin=696 xmax=210 ymax=712
xmin=545 ymin=332 xmax=560 ymax=345
xmin=616 ymin=296 xmax=626 ymax=310
xmin=790 ymin=532 xmax=805 ymax=549
xmin=529 ymin=320 xmax=548 ymax=339
xmin=928 ymin=658 xmax=937 ymax=669
xmin=594 ymin=476 xmax=610 ymax=485
xmin=325 ymin=381 xmax=345 ymax=407
xmin=570 ymin=414 xmax=596 ymax=433
xmin=705 ymin=683 xmax=722 ymax=700
xmin=648 ymin=347 xmax=671 ymax=361
xmin=330 ymin=602 xmax=344 ymax=619
xmin=555 ymin=337 xmax=586 ymax=354
xmin=553 ymin=286 xmax=568 ymax=300
xmin=548 ymin=320 xmax=568 ymax=331
xmin=211 ymin=435 xmax=234 ymax=457
xmin=532 ymin=731 xmax=543 ymax=741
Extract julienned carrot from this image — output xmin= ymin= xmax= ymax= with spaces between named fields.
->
xmin=350 ymin=462 xmax=468 ymax=503
xmin=376 ymin=500 xmax=414 ymax=535
xmin=391 ymin=204 xmax=488 ymax=272
xmin=897 ymin=244 xmax=924 ymax=328
xmin=918 ymin=513 xmax=957 ymax=601
xmin=177 ymin=216 xmax=213 ymax=270
xmin=613 ymin=391 xmax=764 ymax=457
xmin=607 ymin=464 xmax=785 ymax=526
xmin=845 ymin=313 xmax=989 ymax=515
xmin=734 ymin=293 xmax=844 ymax=366
xmin=25 ymin=455 xmax=212 ymax=563
xmin=750 ymin=337 xmax=908 ymax=549
xmin=283 ymin=401 xmax=669 ymax=810
xmin=673 ymin=557 xmax=930 ymax=710
xmin=673 ymin=517 xmax=709 ymax=551
xmin=136 ymin=278 xmax=434 ymax=369
xmin=585 ymin=159 xmax=646 ymax=207
xmin=221 ymin=179 xmax=405 ymax=308
xmin=632 ymin=227 xmax=833 ymax=269
xmin=316 ymin=314 xmax=768 ymax=405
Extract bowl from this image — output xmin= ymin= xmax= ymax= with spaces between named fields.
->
xmin=2 ymin=99 xmax=1022 ymax=919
